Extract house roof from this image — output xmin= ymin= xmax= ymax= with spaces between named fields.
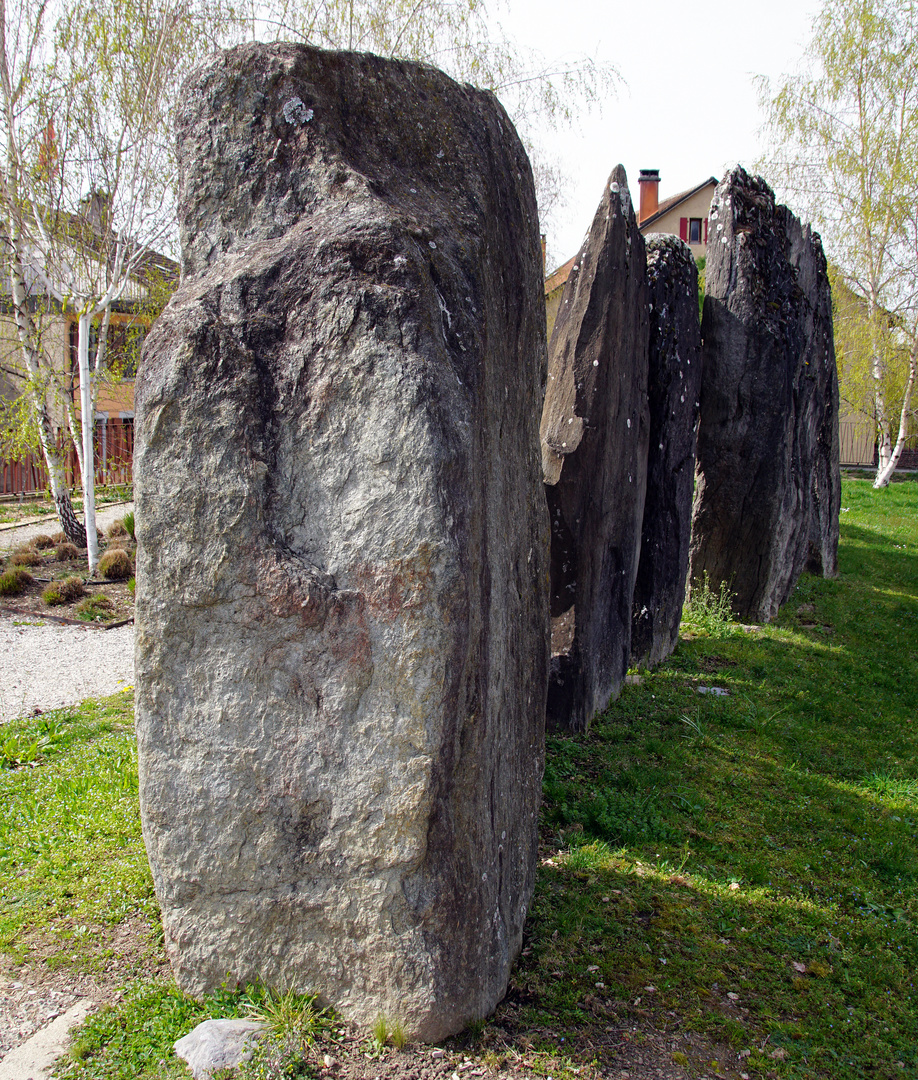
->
xmin=639 ymin=176 xmax=719 ymax=230
xmin=544 ymin=254 xmax=578 ymax=297
xmin=543 ymin=175 xmax=720 ymax=297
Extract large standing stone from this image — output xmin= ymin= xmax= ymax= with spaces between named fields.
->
xmin=540 ymin=166 xmax=649 ymax=732
xmin=690 ymin=166 xmax=840 ymax=623
xmin=631 ymin=235 xmax=702 ymax=667
xmin=134 ymin=42 xmax=549 ymax=1043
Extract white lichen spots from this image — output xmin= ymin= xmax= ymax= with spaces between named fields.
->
xmin=282 ymin=97 xmax=313 ymax=125
xmin=593 ymin=359 xmax=599 ymax=366
xmin=659 ymin=443 xmax=664 ymax=450
xmin=680 ymin=394 xmax=685 ymax=403
xmin=610 ymin=181 xmax=620 ymax=194
xmin=410 ymin=187 xmax=418 ymax=193
xmin=429 ymin=241 xmax=437 ymax=249
xmin=617 ymin=185 xmax=633 ymax=217
xmin=626 ymin=417 xmax=631 ymax=429
xmin=437 ymin=149 xmax=445 ymax=159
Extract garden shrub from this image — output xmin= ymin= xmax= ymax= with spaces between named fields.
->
xmin=43 ymin=576 xmax=85 ymax=606
xmin=0 ymin=568 xmax=34 ymax=596
xmin=76 ymin=593 xmax=114 ymax=622
xmin=98 ymin=548 xmax=132 ymax=581
xmin=11 ymin=550 xmax=41 ymax=567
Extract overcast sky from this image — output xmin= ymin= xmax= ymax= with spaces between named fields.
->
xmin=494 ymin=0 xmax=823 ymax=266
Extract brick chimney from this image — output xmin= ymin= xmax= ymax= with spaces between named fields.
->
xmin=638 ymin=169 xmax=660 ymax=224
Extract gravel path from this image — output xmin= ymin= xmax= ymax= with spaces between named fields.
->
xmin=0 ymin=618 xmax=134 ymax=724
xmin=0 ymin=502 xmax=135 ymax=724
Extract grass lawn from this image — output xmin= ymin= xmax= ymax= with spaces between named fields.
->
xmin=0 ymin=475 xmax=915 ymax=1079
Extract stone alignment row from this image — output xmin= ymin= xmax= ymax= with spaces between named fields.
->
xmin=134 ymin=44 xmax=841 ymax=1043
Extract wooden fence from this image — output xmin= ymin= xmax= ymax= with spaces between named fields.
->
xmin=0 ymin=418 xmax=134 ymax=496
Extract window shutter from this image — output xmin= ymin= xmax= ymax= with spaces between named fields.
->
xmin=679 ymin=217 xmax=688 ymax=241
xmin=704 ymin=217 xmax=708 ymax=243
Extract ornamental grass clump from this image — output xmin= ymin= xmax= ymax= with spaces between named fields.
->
xmin=43 ymin=576 xmax=85 ymax=606
xmin=55 ymin=542 xmax=81 ymax=561
xmin=107 ymin=520 xmax=128 ymax=540
xmin=98 ymin=548 xmax=132 ymax=581
xmin=0 ymin=567 xmax=33 ymax=596
xmin=76 ymin=593 xmax=114 ymax=622
xmin=10 ymin=550 xmax=41 ymax=567
xmin=31 ymin=534 xmax=55 ymax=550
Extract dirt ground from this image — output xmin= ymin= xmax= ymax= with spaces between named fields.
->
xmin=0 ymin=530 xmax=134 ymax=627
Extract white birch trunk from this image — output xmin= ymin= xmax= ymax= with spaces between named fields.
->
xmin=874 ymin=345 xmax=918 ymax=488
xmin=76 ymin=311 xmax=99 ymax=572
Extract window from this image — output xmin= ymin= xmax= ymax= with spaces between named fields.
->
xmin=689 ymin=218 xmax=703 ymax=245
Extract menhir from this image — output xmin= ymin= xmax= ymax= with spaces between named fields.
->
xmin=540 ymin=165 xmax=649 ymax=733
xmin=631 ymin=235 xmax=702 ymax=667
xmin=690 ymin=166 xmax=840 ymax=623
xmin=133 ymin=42 xmax=549 ymax=1042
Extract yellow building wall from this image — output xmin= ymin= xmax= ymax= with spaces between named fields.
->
xmin=640 ymin=185 xmax=716 ymax=260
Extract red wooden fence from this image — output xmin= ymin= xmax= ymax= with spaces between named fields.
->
xmin=0 ymin=418 xmax=134 ymax=496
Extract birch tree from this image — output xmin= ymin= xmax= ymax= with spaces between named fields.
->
xmin=0 ymin=0 xmax=87 ymax=544
xmin=759 ymin=0 xmax=918 ymax=487
xmin=0 ymin=0 xmax=221 ymax=566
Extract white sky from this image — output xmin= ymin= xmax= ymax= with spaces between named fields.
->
xmin=494 ymin=0 xmax=822 ymax=267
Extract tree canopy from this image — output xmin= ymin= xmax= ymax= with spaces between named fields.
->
xmin=759 ymin=0 xmax=918 ymax=486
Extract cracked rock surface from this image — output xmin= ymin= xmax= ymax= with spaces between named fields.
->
xmin=631 ymin=235 xmax=702 ymax=668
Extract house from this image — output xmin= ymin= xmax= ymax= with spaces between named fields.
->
xmin=636 ymin=169 xmax=718 ymax=259
xmin=545 ymin=169 xmax=717 ymax=341
xmin=0 ymin=220 xmax=176 ymax=495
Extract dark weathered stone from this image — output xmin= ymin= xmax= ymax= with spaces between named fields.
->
xmin=631 ymin=235 xmax=702 ymax=667
xmin=134 ymin=42 xmax=549 ymax=1042
xmin=540 ymin=166 xmax=649 ymax=732
xmin=690 ymin=166 xmax=840 ymax=623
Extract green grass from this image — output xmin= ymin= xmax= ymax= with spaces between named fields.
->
xmin=525 ymin=476 xmax=918 ymax=1078
xmin=2 ymin=477 xmax=916 ymax=1079
xmin=0 ymin=690 xmax=156 ymax=968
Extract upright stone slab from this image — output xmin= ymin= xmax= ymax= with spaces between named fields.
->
xmin=631 ymin=235 xmax=702 ymax=667
xmin=540 ymin=166 xmax=649 ymax=732
xmin=134 ymin=42 xmax=549 ymax=1042
xmin=690 ymin=166 xmax=840 ymax=623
